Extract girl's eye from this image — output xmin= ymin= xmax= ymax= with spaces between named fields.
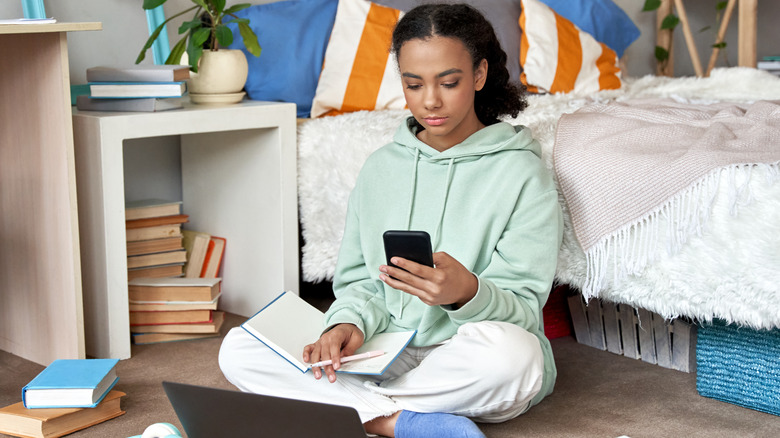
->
xmin=442 ymin=81 xmax=459 ymax=89
xmin=406 ymin=84 xmax=422 ymax=90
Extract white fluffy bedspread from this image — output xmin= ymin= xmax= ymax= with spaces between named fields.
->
xmin=297 ymin=68 xmax=780 ymax=330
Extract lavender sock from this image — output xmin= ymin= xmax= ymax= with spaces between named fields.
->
xmin=394 ymin=410 xmax=486 ymax=438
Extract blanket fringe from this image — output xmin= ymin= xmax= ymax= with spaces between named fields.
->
xmin=582 ymin=162 xmax=780 ymax=297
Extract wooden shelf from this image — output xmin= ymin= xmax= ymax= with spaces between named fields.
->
xmin=0 ymin=22 xmax=101 ymax=34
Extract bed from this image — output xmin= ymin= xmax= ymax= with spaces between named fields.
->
xmin=297 ymin=67 xmax=780 ymax=331
xmin=230 ymin=0 xmax=780 ymax=330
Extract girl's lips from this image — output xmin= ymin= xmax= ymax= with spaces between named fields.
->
xmin=424 ymin=117 xmax=447 ymax=126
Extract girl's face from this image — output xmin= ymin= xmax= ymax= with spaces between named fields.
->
xmin=397 ymin=36 xmax=488 ymax=152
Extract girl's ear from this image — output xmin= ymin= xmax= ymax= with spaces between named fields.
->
xmin=474 ymin=58 xmax=488 ymax=91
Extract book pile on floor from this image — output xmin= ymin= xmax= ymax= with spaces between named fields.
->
xmin=76 ymin=64 xmax=189 ymax=112
xmin=758 ymin=56 xmax=780 ymax=77
xmin=129 ymin=277 xmax=225 ymax=344
xmin=126 ymin=198 xmax=227 ymax=344
xmin=0 ymin=359 xmax=125 ymax=438
xmin=126 ymin=199 xmax=188 ymax=281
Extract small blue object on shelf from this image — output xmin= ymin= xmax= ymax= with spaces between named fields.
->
xmin=21 ymin=0 xmax=46 ymax=19
xmin=146 ymin=5 xmax=171 ymax=65
xmin=696 ymin=319 xmax=780 ymax=416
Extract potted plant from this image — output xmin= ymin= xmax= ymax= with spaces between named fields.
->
xmin=136 ymin=0 xmax=262 ymax=100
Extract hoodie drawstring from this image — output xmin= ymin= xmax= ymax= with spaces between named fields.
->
xmin=405 ymin=148 xmax=420 ymax=231
xmin=399 ymin=148 xmax=421 ymax=318
xmin=432 ymin=157 xmax=455 ymax=250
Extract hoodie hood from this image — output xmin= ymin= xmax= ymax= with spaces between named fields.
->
xmin=394 ymin=117 xmax=541 ymax=162
xmin=394 ymin=116 xmax=541 ymax=239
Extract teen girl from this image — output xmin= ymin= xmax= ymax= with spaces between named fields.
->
xmin=219 ymin=4 xmax=563 ymax=437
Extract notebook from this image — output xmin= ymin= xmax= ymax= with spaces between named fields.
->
xmin=162 ymin=381 xmax=367 ymax=438
xmin=241 ymin=291 xmax=416 ymax=374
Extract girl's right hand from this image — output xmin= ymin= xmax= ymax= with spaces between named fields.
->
xmin=302 ymin=323 xmax=364 ymax=382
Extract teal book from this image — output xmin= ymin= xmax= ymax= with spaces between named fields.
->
xmin=22 ymin=359 xmax=120 ymax=409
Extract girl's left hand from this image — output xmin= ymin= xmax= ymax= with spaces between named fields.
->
xmin=379 ymin=252 xmax=478 ymax=308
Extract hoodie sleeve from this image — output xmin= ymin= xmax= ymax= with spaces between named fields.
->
xmin=323 ymin=191 xmax=391 ymax=341
xmin=444 ymin=186 xmax=563 ymax=333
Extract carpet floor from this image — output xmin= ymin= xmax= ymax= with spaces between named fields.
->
xmin=2 ymin=298 xmax=779 ymax=437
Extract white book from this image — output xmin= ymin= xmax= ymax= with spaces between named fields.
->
xmin=242 ymin=291 xmax=416 ymax=375
xmin=77 ymin=95 xmax=183 ymax=112
xmin=88 ymin=81 xmax=187 ymax=98
xmin=86 ymin=64 xmax=190 ymax=82
xmin=757 ymin=60 xmax=780 ymax=70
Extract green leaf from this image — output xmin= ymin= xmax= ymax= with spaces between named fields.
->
xmin=212 ymin=0 xmax=226 ymax=15
xmin=712 ymin=41 xmax=727 ymax=49
xmin=191 ymin=0 xmax=209 ymax=10
xmin=143 ymin=0 xmax=167 ymax=10
xmin=187 ymin=35 xmax=204 ymax=72
xmin=224 ymin=3 xmax=251 ymax=14
xmin=226 ymin=18 xmax=249 ymax=25
xmin=238 ymin=22 xmax=261 ymax=57
xmin=699 ymin=25 xmax=712 ymax=33
xmin=655 ymin=45 xmax=670 ymax=62
xmin=215 ymin=24 xmax=233 ymax=48
xmin=135 ymin=21 xmax=167 ymax=64
xmin=178 ymin=19 xmax=203 ymax=34
xmin=716 ymin=1 xmax=728 ymax=11
xmin=660 ymin=14 xmax=680 ymax=30
xmin=191 ymin=27 xmax=211 ymax=48
xmin=166 ymin=36 xmax=188 ymax=66
xmin=642 ymin=0 xmax=662 ymax=12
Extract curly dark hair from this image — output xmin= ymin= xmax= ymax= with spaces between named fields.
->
xmin=391 ymin=3 xmax=527 ymax=126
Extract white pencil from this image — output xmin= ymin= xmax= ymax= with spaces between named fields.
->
xmin=308 ymin=350 xmax=385 ymax=369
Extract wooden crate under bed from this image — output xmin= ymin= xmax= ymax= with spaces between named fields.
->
xmin=567 ymin=293 xmax=697 ymax=373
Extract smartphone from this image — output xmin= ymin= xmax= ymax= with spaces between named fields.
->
xmin=383 ymin=230 xmax=434 ymax=270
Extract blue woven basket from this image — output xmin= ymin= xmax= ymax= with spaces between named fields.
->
xmin=696 ymin=319 xmax=780 ymax=416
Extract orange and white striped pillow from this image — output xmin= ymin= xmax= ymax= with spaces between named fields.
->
xmin=519 ymin=0 xmax=621 ymax=94
xmin=310 ymin=0 xmax=405 ymax=118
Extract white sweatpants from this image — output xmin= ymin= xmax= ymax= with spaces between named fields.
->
xmin=218 ymin=321 xmax=544 ymax=424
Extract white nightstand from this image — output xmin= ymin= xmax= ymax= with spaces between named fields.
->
xmin=73 ymin=100 xmax=299 ymax=359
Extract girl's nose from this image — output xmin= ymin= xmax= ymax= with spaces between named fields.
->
xmin=423 ymin=88 xmax=442 ymax=110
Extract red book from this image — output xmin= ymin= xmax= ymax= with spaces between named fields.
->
xmin=200 ymin=236 xmax=226 ymax=278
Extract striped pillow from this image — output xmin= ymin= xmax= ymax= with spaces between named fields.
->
xmin=310 ymin=0 xmax=405 ymax=118
xmin=519 ymin=0 xmax=621 ymax=94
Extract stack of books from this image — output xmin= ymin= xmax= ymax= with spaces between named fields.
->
xmin=77 ymin=64 xmax=190 ymax=112
xmin=758 ymin=56 xmax=780 ymax=77
xmin=128 ymin=277 xmax=225 ymax=344
xmin=126 ymin=199 xmax=188 ymax=281
xmin=0 ymin=359 xmax=125 ymax=438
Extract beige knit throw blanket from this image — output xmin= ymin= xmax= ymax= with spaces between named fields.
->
xmin=554 ymin=98 xmax=780 ymax=294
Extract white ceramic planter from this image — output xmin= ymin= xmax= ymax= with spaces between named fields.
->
xmin=188 ymin=49 xmax=248 ymax=95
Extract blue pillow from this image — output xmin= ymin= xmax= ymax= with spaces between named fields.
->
xmin=538 ymin=0 xmax=640 ymax=58
xmin=227 ymin=0 xmax=339 ymax=118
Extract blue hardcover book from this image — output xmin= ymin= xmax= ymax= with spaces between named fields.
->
xmin=22 ymin=359 xmax=120 ymax=409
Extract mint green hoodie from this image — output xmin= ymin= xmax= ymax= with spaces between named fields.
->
xmin=324 ymin=117 xmax=563 ymax=405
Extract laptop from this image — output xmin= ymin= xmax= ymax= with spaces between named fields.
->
xmin=162 ymin=381 xmax=367 ymax=438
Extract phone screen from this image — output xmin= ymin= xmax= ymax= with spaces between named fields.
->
xmin=383 ymin=230 xmax=434 ymax=269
